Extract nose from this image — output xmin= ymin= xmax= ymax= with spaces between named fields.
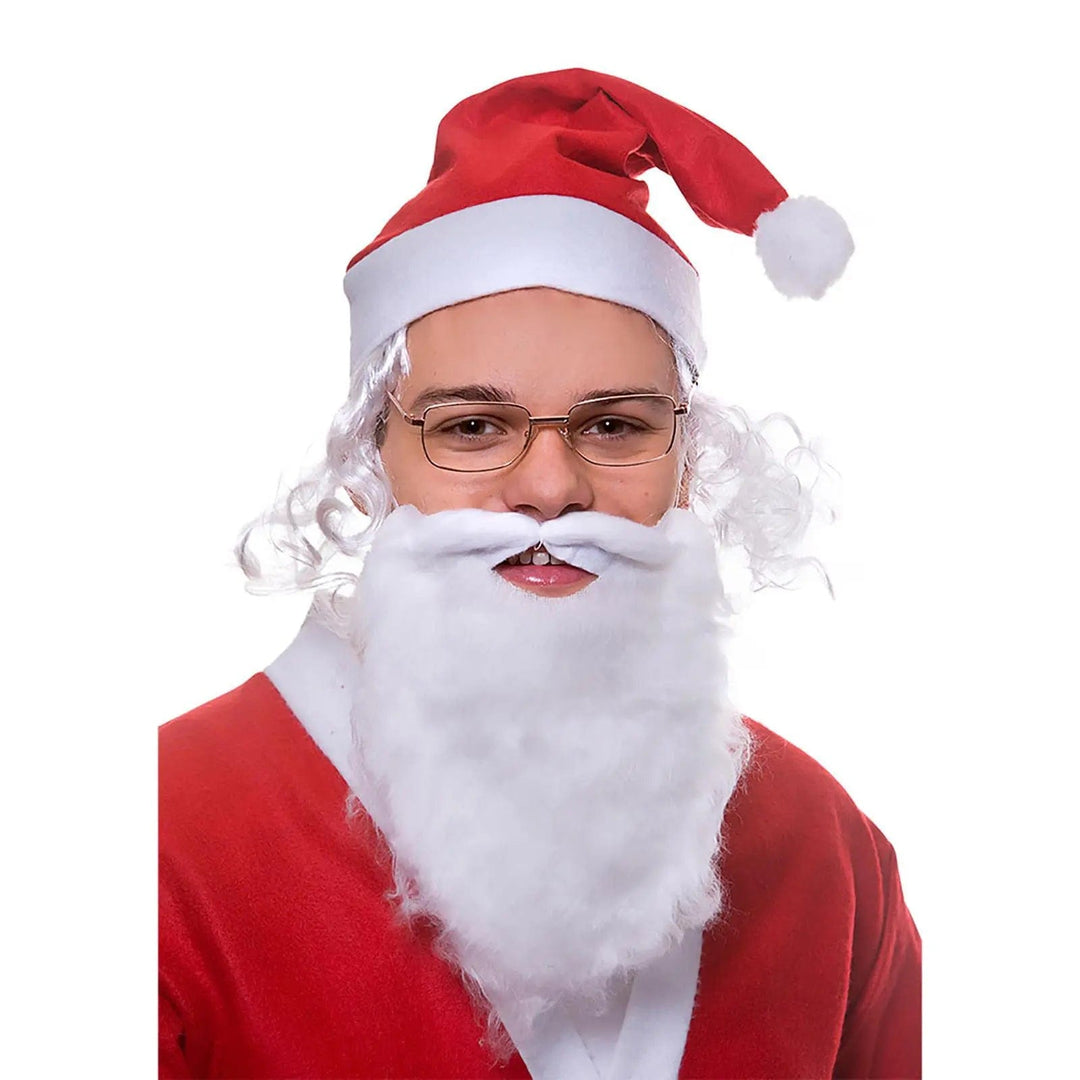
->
xmin=498 ymin=424 xmax=594 ymax=521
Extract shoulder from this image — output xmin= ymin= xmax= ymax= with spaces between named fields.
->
xmin=732 ymin=723 xmax=921 ymax=1072
xmin=160 ymin=673 xmax=340 ymax=800
xmin=158 ymin=676 xmax=366 ymax=1073
xmin=160 ymin=673 xmax=293 ymax=774
xmin=159 ymin=674 xmax=348 ymax=876
xmin=740 ymin=717 xmax=853 ymax=802
xmin=158 ymin=673 xmax=355 ymax=959
xmin=722 ymin=718 xmax=917 ymax=1000
xmin=734 ymin=717 xmax=889 ymax=854
xmin=693 ymin=722 xmax=920 ymax=1076
xmin=722 ymin=718 xmax=906 ymax=937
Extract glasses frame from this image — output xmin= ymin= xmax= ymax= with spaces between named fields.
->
xmin=386 ymin=391 xmax=689 ymax=473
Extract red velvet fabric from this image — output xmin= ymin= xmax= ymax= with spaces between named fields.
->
xmin=159 ymin=675 xmax=920 ymax=1079
xmin=347 ymin=68 xmax=789 ymax=271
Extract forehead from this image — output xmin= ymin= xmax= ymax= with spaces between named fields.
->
xmin=403 ymin=288 xmax=679 ymax=405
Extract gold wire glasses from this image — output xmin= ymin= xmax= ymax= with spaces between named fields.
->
xmin=387 ymin=391 xmax=689 ymax=473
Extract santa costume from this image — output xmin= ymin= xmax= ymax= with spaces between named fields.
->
xmin=159 ymin=69 xmax=920 ymax=1079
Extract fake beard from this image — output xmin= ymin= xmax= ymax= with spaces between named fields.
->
xmin=342 ymin=506 xmax=749 ymax=1035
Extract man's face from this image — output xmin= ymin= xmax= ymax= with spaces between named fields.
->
xmin=378 ymin=287 xmax=684 ymax=596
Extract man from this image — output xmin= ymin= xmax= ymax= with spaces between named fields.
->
xmin=159 ymin=69 xmax=920 ymax=1079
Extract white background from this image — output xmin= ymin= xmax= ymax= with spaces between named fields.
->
xmin=3 ymin=1 xmax=1076 ymax=1075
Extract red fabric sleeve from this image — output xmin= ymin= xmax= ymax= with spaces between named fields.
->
xmin=159 ymin=990 xmax=193 ymax=1079
xmin=833 ymin=826 xmax=922 ymax=1079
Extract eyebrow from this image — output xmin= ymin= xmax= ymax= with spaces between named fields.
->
xmin=407 ymin=384 xmax=515 ymax=412
xmin=578 ymin=385 xmax=669 ymax=401
xmin=406 ymin=384 xmax=671 ymax=412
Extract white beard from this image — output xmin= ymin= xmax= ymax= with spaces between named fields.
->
xmin=340 ymin=506 xmax=749 ymax=1038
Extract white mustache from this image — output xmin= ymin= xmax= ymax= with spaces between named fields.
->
xmin=378 ymin=506 xmax=677 ymax=575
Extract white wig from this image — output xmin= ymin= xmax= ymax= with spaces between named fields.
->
xmin=236 ymin=326 xmax=830 ymax=604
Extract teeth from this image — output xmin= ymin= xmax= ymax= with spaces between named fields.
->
xmin=502 ymin=546 xmax=568 ymax=569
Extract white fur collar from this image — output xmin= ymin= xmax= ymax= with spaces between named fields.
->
xmin=266 ymin=618 xmax=703 ymax=1080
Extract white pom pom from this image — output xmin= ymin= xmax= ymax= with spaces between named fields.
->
xmin=754 ymin=195 xmax=854 ymax=299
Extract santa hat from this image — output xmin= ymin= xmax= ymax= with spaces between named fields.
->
xmin=344 ymin=68 xmax=853 ymax=374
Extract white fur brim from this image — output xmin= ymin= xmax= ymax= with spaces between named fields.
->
xmin=344 ymin=195 xmax=704 ymax=375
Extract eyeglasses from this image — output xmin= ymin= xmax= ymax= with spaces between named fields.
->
xmin=386 ymin=391 xmax=689 ymax=473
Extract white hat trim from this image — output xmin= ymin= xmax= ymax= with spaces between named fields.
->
xmin=344 ymin=194 xmax=704 ymax=374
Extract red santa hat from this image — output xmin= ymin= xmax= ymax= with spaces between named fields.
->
xmin=344 ymin=68 xmax=853 ymax=374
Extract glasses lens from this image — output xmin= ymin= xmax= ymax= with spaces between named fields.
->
xmin=421 ymin=402 xmax=531 ymax=471
xmin=567 ymin=396 xmax=677 ymax=465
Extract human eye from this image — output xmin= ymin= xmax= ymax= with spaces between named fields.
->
xmin=426 ymin=411 xmax=511 ymax=445
xmin=577 ymin=412 xmax=651 ymax=440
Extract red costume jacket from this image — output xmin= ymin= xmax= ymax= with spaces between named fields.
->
xmin=159 ymin=674 xmax=920 ymax=1078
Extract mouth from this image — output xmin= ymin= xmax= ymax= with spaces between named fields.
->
xmin=495 ymin=545 xmax=597 ymax=596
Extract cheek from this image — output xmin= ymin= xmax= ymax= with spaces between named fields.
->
xmin=597 ymin=462 xmax=681 ymax=525
xmin=380 ymin=436 xmax=504 ymax=514
xmin=378 ymin=427 xmax=433 ymax=506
